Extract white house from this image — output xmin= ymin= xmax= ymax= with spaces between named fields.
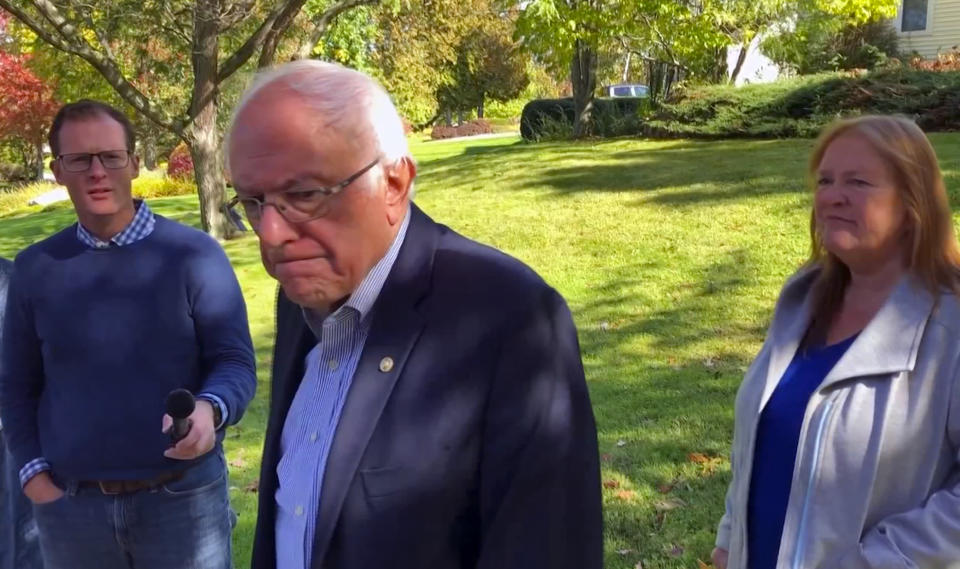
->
xmin=727 ymin=36 xmax=782 ymax=86
xmin=897 ymin=0 xmax=960 ymax=57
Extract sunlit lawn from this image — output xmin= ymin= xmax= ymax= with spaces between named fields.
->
xmin=5 ymin=133 xmax=960 ymax=568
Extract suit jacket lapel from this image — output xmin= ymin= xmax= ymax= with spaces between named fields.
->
xmin=310 ymin=204 xmax=438 ymax=565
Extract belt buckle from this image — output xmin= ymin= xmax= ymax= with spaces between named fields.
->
xmin=98 ymin=481 xmax=121 ymax=495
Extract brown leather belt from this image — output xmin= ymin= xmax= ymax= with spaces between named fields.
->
xmin=78 ymin=470 xmax=185 ymax=495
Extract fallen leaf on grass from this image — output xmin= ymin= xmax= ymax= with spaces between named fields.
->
xmin=229 ymin=458 xmax=247 ymax=468
xmin=697 ymin=560 xmax=713 ymax=569
xmin=245 ymin=478 xmax=260 ymax=493
xmin=616 ymin=439 xmax=627 ymax=447
xmin=617 ymin=549 xmax=632 ymax=556
xmin=669 ymin=544 xmax=685 ymax=557
xmin=603 ymin=479 xmax=621 ymax=489
xmin=600 ymin=453 xmax=613 ymax=462
xmin=656 ymin=481 xmax=675 ymax=494
xmin=615 ymin=489 xmax=637 ymax=501
xmin=689 ymin=452 xmax=723 ymax=474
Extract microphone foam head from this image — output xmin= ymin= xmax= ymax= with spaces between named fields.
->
xmin=165 ymin=389 xmax=196 ymax=419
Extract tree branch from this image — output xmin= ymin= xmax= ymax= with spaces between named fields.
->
xmin=623 ymin=16 xmax=680 ymax=67
xmin=217 ymin=0 xmax=302 ymax=81
xmin=157 ymin=1 xmax=193 ymax=44
xmin=294 ymin=0 xmax=379 ymax=60
xmin=1 ymin=0 xmax=179 ymax=133
xmin=256 ymin=0 xmax=310 ymax=68
xmin=218 ymin=0 xmax=257 ymax=32
xmin=0 ymin=0 xmax=74 ymax=54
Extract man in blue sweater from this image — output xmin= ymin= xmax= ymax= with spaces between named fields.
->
xmin=0 ymin=256 xmax=43 ymax=569
xmin=0 ymin=100 xmax=257 ymax=569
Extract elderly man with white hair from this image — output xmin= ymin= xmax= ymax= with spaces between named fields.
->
xmin=226 ymin=60 xmax=603 ymax=569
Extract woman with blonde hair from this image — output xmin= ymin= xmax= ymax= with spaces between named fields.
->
xmin=712 ymin=115 xmax=960 ymax=569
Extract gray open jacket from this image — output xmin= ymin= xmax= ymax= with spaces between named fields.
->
xmin=717 ymin=266 xmax=960 ymax=569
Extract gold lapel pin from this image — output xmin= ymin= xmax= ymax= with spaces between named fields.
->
xmin=379 ymin=357 xmax=394 ymax=373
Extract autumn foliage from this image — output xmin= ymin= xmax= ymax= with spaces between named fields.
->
xmin=911 ymin=49 xmax=960 ymax=72
xmin=167 ymin=142 xmax=194 ymax=180
xmin=0 ymin=52 xmax=58 ymax=154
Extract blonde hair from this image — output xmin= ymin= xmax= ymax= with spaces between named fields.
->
xmin=807 ymin=115 xmax=960 ymax=337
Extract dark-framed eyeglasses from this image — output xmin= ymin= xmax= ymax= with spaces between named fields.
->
xmin=225 ymin=157 xmax=381 ymax=225
xmin=58 ymin=150 xmax=132 ymax=172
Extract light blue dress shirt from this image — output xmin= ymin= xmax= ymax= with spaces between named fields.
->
xmin=275 ymin=211 xmax=410 ymax=569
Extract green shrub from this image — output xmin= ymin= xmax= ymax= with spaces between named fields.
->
xmin=520 ymin=98 xmax=575 ymax=141
xmin=0 ymin=162 xmax=32 ymax=183
xmin=520 ymin=97 xmax=648 ymax=140
xmin=430 ymin=119 xmax=494 ymax=140
xmin=764 ymin=19 xmax=900 ymax=75
xmin=647 ymin=69 xmax=960 ymax=139
xmin=531 ymin=114 xmax=574 ymax=141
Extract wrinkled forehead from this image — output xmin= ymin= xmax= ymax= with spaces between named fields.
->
xmin=227 ymin=88 xmax=370 ymax=191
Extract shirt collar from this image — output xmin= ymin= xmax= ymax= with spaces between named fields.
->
xmin=303 ymin=208 xmax=411 ymax=333
xmin=76 ymin=200 xmax=156 ymax=249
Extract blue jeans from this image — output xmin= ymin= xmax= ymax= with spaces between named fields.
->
xmin=32 ymin=452 xmax=235 ymax=569
xmin=0 ymin=432 xmax=44 ymax=569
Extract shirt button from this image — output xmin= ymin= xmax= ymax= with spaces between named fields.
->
xmin=310 ymin=432 xmax=318 ymax=442
xmin=295 ymin=505 xmax=304 ymax=516
xmin=327 ymin=359 xmax=339 ymax=371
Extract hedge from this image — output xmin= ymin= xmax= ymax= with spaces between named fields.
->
xmin=646 ymin=68 xmax=960 ymax=138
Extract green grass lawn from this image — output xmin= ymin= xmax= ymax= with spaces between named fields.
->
xmin=5 ymin=133 xmax=960 ymax=568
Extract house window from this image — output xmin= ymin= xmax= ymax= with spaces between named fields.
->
xmin=902 ymin=0 xmax=929 ymax=31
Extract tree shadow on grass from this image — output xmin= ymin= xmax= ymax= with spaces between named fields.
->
xmin=415 ymin=136 xmax=816 ymax=209
xmin=528 ymin=139 xmax=812 ymax=206
xmin=574 ymin=250 xmax=775 ymax=567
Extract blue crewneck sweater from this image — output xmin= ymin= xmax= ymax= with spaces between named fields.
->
xmin=0 ymin=215 xmax=256 ymax=481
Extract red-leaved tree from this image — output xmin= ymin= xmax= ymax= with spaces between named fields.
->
xmin=0 ymin=52 xmax=59 ymax=179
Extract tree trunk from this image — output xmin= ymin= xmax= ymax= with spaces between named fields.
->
xmin=711 ymin=47 xmax=728 ymax=84
xmin=142 ymin=136 xmax=158 ymax=170
xmin=570 ymin=39 xmax=597 ymax=139
xmin=622 ymin=51 xmax=631 ymax=83
xmin=729 ymin=42 xmax=750 ymax=85
xmin=34 ymin=142 xmax=44 ymax=180
xmin=477 ymin=98 xmax=484 ymax=119
xmin=444 ymin=110 xmax=452 ymax=126
xmin=187 ymin=118 xmax=234 ymax=240
xmin=457 ymin=110 xmax=464 ymax=125
xmin=190 ymin=0 xmax=236 ymax=240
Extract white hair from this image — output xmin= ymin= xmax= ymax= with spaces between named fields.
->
xmin=226 ymin=60 xmax=411 ymax=174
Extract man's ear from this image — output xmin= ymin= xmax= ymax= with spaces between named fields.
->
xmin=130 ymin=153 xmax=140 ymax=180
xmin=384 ymin=156 xmax=416 ymax=224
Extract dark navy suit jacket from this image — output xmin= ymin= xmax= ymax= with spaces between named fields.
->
xmin=251 ymin=204 xmax=602 ymax=569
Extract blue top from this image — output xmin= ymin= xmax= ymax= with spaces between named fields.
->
xmin=747 ymin=333 xmax=857 ymax=569
xmin=0 ymin=215 xmax=257 ymax=482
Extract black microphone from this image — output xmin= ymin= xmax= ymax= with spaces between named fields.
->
xmin=165 ymin=389 xmax=195 ymax=444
